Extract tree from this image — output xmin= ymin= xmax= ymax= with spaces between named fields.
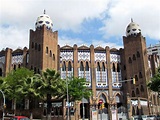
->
xmin=67 ymin=77 xmax=92 ymax=101
xmin=3 ymin=67 xmax=34 ymax=113
xmin=148 ymin=67 xmax=160 ymax=92
xmin=40 ymin=69 xmax=66 ymax=118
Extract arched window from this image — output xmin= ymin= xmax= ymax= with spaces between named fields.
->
xmin=139 ymin=72 xmax=143 ymax=78
xmin=31 ymin=66 xmax=33 ymax=70
xmin=97 ymin=62 xmax=100 ymax=71
xmin=133 ymin=54 xmax=136 ymax=60
xmin=50 ymin=50 xmax=52 ymax=57
xmin=0 ymin=68 xmax=2 ymax=76
xmin=128 ymin=57 xmax=132 ymax=63
xmin=137 ymin=51 xmax=140 ymax=58
xmin=80 ymin=61 xmax=84 ymax=71
xmin=13 ymin=65 xmax=16 ymax=70
xmin=53 ymin=54 xmax=55 ymax=61
xmin=85 ymin=62 xmax=89 ymax=71
xmin=68 ymin=61 xmax=72 ymax=71
xmin=18 ymin=64 xmax=21 ymax=68
xmin=46 ymin=47 xmax=48 ymax=54
xmin=117 ymin=63 xmax=120 ymax=72
xmin=140 ymin=85 xmax=144 ymax=92
xmin=62 ymin=62 xmax=66 ymax=71
xmin=102 ymin=62 xmax=105 ymax=71
xmin=112 ymin=63 xmax=115 ymax=72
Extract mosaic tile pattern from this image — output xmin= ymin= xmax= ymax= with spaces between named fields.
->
xmin=78 ymin=52 xmax=90 ymax=61
xmin=12 ymin=55 xmax=23 ymax=64
xmin=60 ymin=51 xmax=73 ymax=61
xmin=110 ymin=54 xmax=121 ymax=62
xmin=95 ymin=52 xmax=106 ymax=61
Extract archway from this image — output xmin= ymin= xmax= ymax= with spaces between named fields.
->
xmin=0 ymin=68 xmax=2 ymax=76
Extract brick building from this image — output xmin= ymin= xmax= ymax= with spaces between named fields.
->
xmin=0 ymin=11 xmax=160 ymax=120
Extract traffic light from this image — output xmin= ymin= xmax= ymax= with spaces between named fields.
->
xmin=133 ymin=78 xmax=135 ymax=84
xmin=99 ymin=104 xmax=102 ymax=110
xmin=101 ymin=103 xmax=105 ymax=109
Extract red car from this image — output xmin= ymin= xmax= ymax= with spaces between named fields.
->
xmin=10 ymin=116 xmax=30 ymax=120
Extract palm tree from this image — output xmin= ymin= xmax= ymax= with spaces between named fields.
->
xmin=40 ymin=69 xmax=66 ymax=119
xmin=21 ymin=74 xmax=43 ymax=119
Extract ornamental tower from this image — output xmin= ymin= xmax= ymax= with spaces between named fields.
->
xmin=122 ymin=19 xmax=150 ymax=98
xmin=28 ymin=10 xmax=58 ymax=73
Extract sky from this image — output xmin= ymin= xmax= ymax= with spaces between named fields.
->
xmin=0 ymin=0 xmax=160 ymax=50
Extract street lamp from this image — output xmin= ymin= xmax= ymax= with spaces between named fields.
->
xmin=0 ymin=90 xmax=5 ymax=120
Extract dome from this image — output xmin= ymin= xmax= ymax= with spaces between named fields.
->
xmin=35 ymin=10 xmax=53 ymax=30
xmin=126 ymin=19 xmax=141 ymax=36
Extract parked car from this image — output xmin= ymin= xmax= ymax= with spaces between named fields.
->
xmin=146 ymin=115 xmax=157 ymax=120
xmin=10 ymin=116 xmax=30 ymax=120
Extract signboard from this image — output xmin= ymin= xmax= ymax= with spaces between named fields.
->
xmin=111 ymin=109 xmax=117 ymax=120
xmin=52 ymin=102 xmax=62 ymax=107
xmin=92 ymin=110 xmax=97 ymax=120
xmin=99 ymin=99 xmax=103 ymax=104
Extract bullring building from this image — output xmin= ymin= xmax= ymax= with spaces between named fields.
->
xmin=0 ymin=11 xmax=160 ymax=120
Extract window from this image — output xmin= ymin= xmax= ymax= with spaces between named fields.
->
xmin=50 ymin=50 xmax=52 ymax=57
xmin=117 ymin=63 xmax=120 ymax=72
xmin=68 ymin=61 xmax=72 ymax=71
xmin=80 ymin=61 xmax=84 ymax=71
xmin=132 ymin=91 xmax=135 ymax=97
xmin=133 ymin=54 xmax=136 ymax=60
xmin=140 ymin=85 xmax=144 ymax=92
xmin=62 ymin=62 xmax=66 ymax=71
xmin=46 ymin=47 xmax=48 ymax=54
xmin=112 ymin=63 xmax=115 ymax=72
xmin=137 ymin=51 xmax=140 ymax=58
xmin=128 ymin=57 xmax=132 ymax=63
xmin=124 ymin=65 xmax=126 ymax=70
xmin=97 ymin=62 xmax=100 ymax=71
xmin=135 ymin=75 xmax=138 ymax=81
xmin=13 ymin=65 xmax=16 ymax=70
xmin=102 ymin=62 xmax=105 ymax=71
xmin=18 ymin=64 xmax=21 ymax=68
xmin=139 ymin=72 xmax=143 ymax=78
xmin=53 ymin=54 xmax=55 ymax=61
xmin=85 ymin=62 xmax=89 ymax=71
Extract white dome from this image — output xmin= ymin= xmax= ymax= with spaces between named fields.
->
xmin=35 ymin=13 xmax=53 ymax=30
xmin=126 ymin=20 xmax=141 ymax=37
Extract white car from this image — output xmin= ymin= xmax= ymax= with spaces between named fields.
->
xmin=146 ymin=115 xmax=157 ymax=120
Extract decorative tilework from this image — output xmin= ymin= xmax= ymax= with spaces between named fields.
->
xmin=78 ymin=52 xmax=90 ymax=61
xmin=12 ymin=55 xmax=23 ymax=64
xmin=60 ymin=51 xmax=73 ymax=61
xmin=95 ymin=53 xmax=106 ymax=61
xmin=0 ymin=56 xmax=5 ymax=64
xmin=110 ymin=54 xmax=120 ymax=62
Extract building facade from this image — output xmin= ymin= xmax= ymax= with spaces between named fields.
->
xmin=0 ymin=12 xmax=160 ymax=120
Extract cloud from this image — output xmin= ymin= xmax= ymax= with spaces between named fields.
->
xmin=100 ymin=0 xmax=160 ymax=40
xmin=0 ymin=0 xmax=160 ymax=51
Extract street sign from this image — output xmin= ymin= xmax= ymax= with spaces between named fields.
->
xmin=99 ymin=99 xmax=103 ymax=104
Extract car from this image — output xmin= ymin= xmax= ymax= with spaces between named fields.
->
xmin=10 ymin=116 xmax=30 ymax=120
xmin=146 ymin=115 xmax=157 ymax=120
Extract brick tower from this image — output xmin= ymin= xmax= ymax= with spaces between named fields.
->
xmin=28 ymin=10 xmax=58 ymax=73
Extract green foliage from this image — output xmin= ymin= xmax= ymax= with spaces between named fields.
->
xmin=148 ymin=67 xmax=160 ymax=92
xmin=3 ymin=67 xmax=34 ymax=101
xmin=67 ymin=77 xmax=92 ymax=101
xmin=40 ymin=68 xmax=66 ymax=99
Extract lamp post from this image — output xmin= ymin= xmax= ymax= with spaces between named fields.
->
xmin=66 ymin=79 xmax=69 ymax=120
xmin=0 ymin=90 xmax=5 ymax=120
xmin=82 ymin=97 xmax=85 ymax=120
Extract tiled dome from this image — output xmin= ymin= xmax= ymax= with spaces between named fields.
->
xmin=126 ymin=19 xmax=141 ymax=37
xmin=35 ymin=10 xmax=53 ymax=30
